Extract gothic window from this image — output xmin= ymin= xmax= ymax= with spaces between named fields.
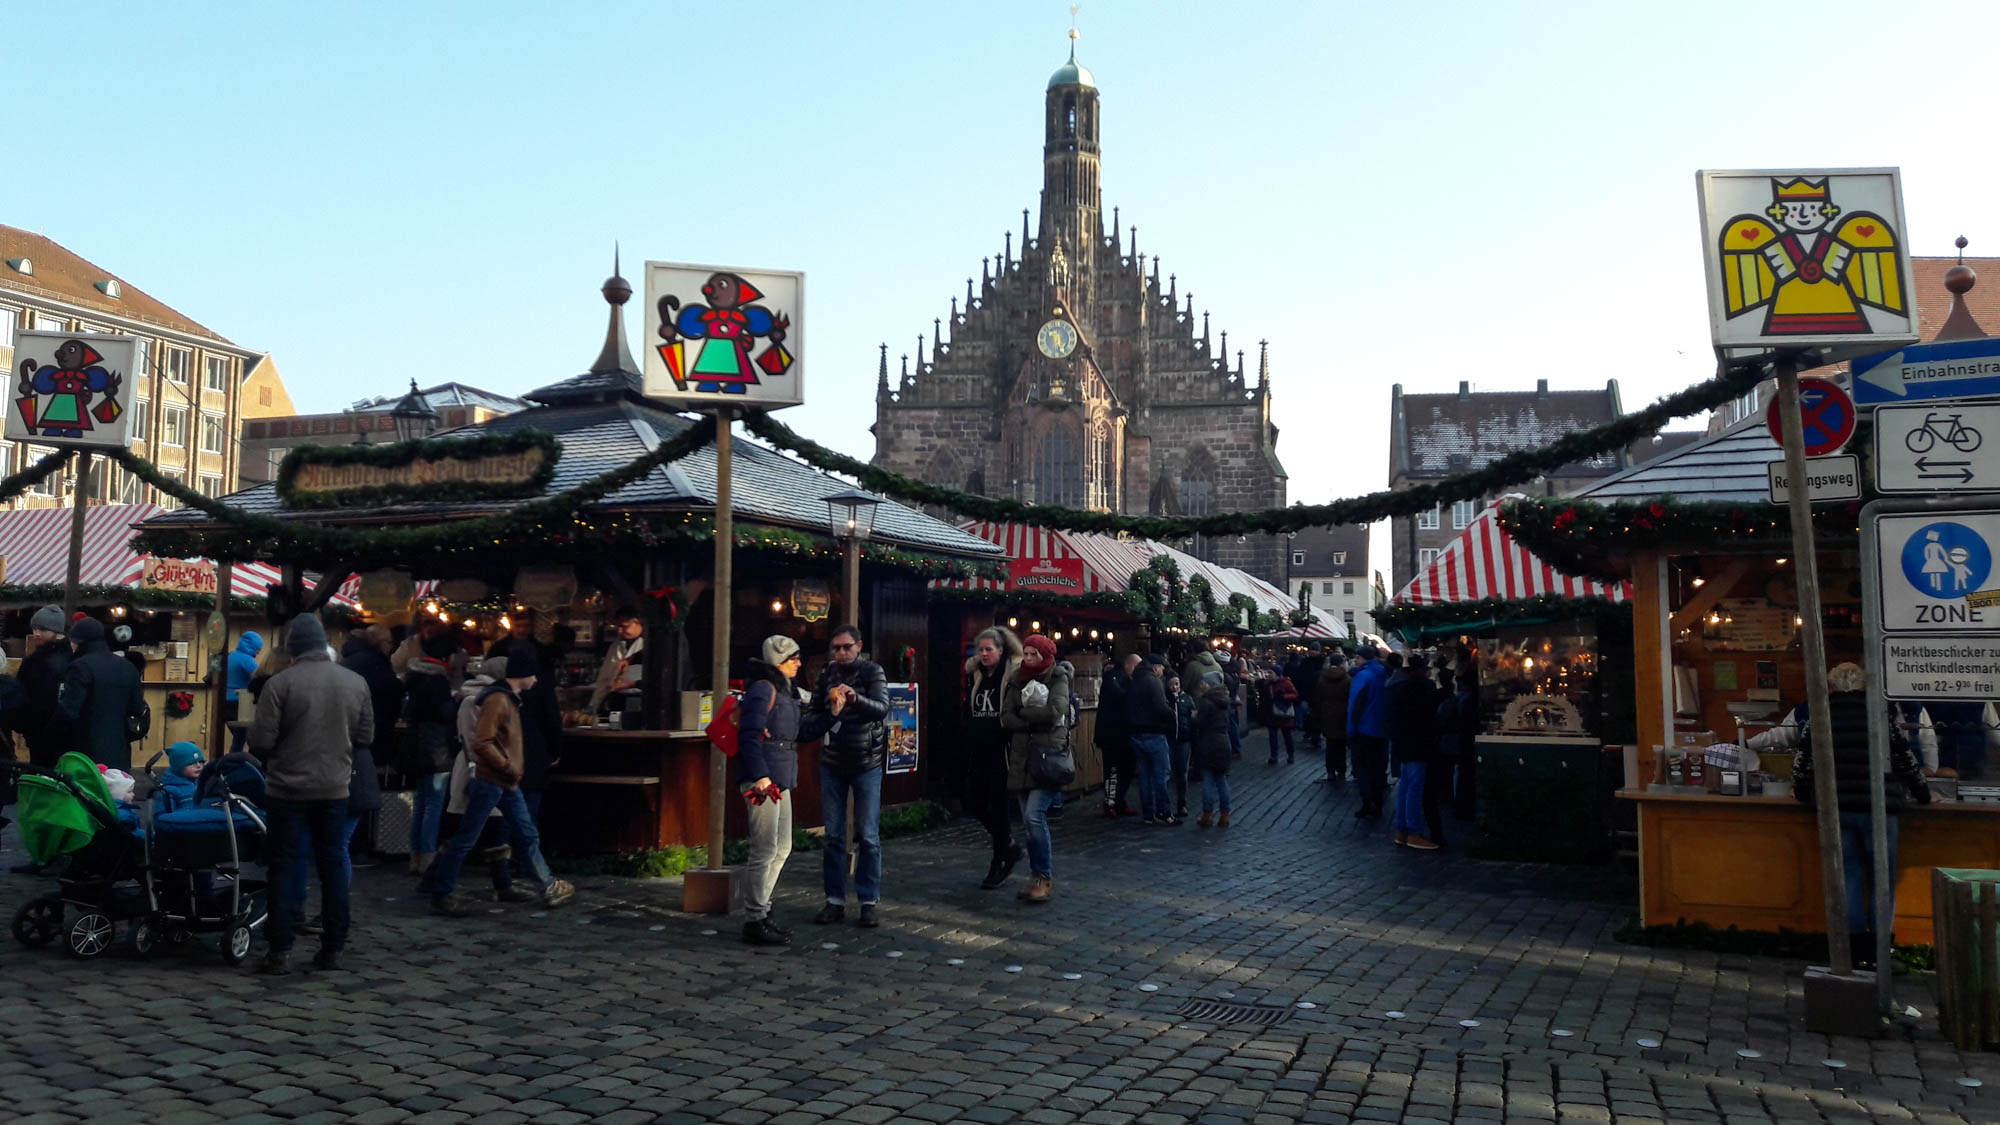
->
xmin=1149 ymin=474 xmax=1178 ymax=516
xmin=965 ymin=469 xmax=986 ymax=496
xmin=1063 ymin=95 xmax=1076 ymax=139
xmin=1087 ymin=424 xmax=1113 ymax=510
xmin=1036 ymin=424 xmax=1083 ymax=508
xmin=1181 ymin=447 xmax=1216 ymax=561
xmin=925 ymin=446 xmax=961 ymax=488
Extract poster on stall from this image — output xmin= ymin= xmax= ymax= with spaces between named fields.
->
xmin=884 ymin=683 xmax=919 ymax=775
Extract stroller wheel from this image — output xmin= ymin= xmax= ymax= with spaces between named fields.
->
xmin=130 ymin=919 xmax=160 ymax=959
xmin=11 ymin=896 xmax=62 ymax=948
xmin=66 ymin=912 xmax=115 ymax=959
xmin=220 ymin=921 xmax=253 ymax=966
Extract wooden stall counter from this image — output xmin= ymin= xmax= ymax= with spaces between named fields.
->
xmin=546 ymin=727 xmax=826 ymax=853
xmin=1620 ymin=788 xmax=2000 ymax=944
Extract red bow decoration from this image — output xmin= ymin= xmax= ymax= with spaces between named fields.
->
xmin=642 ymin=585 xmax=682 ymax=620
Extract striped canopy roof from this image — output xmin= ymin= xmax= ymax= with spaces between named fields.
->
xmin=1395 ymin=501 xmax=1630 ymax=606
xmin=0 ymin=503 xmax=284 ymax=597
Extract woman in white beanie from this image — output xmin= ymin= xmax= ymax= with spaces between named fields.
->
xmin=738 ymin=634 xmax=804 ymax=946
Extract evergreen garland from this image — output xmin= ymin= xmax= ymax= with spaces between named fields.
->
xmin=741 ymin=357 xmax=1768 ymax=535
xmin=927 ymin=586 xmax=1146 ymax=614
xmin=0 ymin=582 xmax=271 ymax=614
xmin=1498 ymin=496 xmax=1861 ymax=581
xmin=276 ymin=429 xmax=561 ymax=509
xmin=1374 ymin=594 xmax=1632 ymax=634
xmin=0 ymin=448 xmax=75 ymax=503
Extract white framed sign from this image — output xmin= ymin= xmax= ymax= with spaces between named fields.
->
xmin=643 ymin=261 xmax=803 ymax=410
xmin=1696 ymin=168 xmax=1918 ymax=350
xmin=6 ymin=330 xmax=141 ymax=449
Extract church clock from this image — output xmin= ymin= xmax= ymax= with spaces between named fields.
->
xmin=1036 ymin=319 xmax=1079 ymax=359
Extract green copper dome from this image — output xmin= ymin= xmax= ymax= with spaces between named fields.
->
xmin=1048 ymin=51 xmax=1095 ymax=90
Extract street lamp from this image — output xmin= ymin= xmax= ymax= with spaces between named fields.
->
xmin=825 ymin=488 xmax=882 ymax=627
xmin=388 ymin=379 xmax=441 ymax=443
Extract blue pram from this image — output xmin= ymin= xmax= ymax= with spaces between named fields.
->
xmin=137 ymin=752 xmax=270 ymax=963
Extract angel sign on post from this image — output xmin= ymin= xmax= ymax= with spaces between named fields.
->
xmin=643 ymin=261 xmax=804 ymax=409
xmin=6 ymin=330 xmax=140 ymax=449
xmin=1696 ymin=168 xmax=1919 ymax=351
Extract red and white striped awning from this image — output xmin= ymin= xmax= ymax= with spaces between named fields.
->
xmin=115 ymin=556 xmax=288 ymax=600
xmin=1395 ymin=503 xmax=1631 ymax=606
xmin=333 ymin=573 xmax=441 ymax=605
xmin=938 ymin=521 xmax=1139 ymax=594
xmin=0 ymin=503 xmax=167 ymax=585
xmin=1255 ymin=620 xmax=1343 ymax=640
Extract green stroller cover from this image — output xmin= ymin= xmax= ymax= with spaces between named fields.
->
xmin=15 ymin=752 xmax=118 ymax=865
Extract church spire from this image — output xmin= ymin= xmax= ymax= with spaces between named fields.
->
xmin=1258 ymin=339 xmax=1270 ymax=390
xmin=877 ymin=343 xmax=889 ymax=394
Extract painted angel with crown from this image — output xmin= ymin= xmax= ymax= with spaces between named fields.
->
xmin=1717 ymin=176 xmax=1904 ymax=337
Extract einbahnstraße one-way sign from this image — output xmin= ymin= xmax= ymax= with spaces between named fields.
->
xmin=1853 ymin=337 xmax=2000 ymax=407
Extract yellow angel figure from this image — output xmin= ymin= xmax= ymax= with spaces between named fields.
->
xmin=1719 ymin=177 xmax=1903 ymax=336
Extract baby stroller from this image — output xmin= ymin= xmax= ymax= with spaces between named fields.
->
xmin=138 ymin=751 xmax=270 ymax=964
xmin=7 ymin=752 xmax=150 ymax=958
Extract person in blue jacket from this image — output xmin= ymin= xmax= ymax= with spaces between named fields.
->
xmin=156 ymin=740 xmax=205 ymax=814
xmin=738 ymin=635 xmax=804 ymax=947
xmin=1346 ymin=646 xmax=1393 ymax=820
xmin=224 ymin=632 xmax=263 ymax=754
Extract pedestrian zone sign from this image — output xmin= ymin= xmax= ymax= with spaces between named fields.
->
xmin=1874 ymin=512 xmax=2000 ymax=632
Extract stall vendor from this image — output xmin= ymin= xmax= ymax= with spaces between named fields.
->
xmin=589 ymin=609 xmax=645 ymax=712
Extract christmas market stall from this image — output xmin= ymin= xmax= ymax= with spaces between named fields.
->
xmin=1502 ymin=413 xmax=1999 ymax=944
xmin=1379 ymin=498 xmax=1635 ymax=863
xmin=132 ymin=277 xmax=1004 ymax=855
xmin=0 ymin=502 xmax=286 ymax=764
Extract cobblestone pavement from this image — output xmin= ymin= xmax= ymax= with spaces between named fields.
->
xmin=4 ymin=750 xmax=1999 ymax=1125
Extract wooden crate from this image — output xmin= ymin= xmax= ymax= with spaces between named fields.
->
xmin=1932 ymin=868 xmax=2000 ymax=1050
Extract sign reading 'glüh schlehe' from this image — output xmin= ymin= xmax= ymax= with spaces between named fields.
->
xmin=1008 ymin=557 xmax=1086 ymax=593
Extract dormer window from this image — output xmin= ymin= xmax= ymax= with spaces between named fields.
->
xmin=94 ymin=279 xmax=121 ymax=298
xmin=5 ymin=258 xmax=30 ymax=276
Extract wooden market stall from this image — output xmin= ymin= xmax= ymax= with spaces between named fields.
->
xmin=136 ymin=278 xmax=1004 ymax=852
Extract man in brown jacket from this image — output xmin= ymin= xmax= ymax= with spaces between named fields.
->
xmin=1312 ymin=657 xmax=1353 ymax=785
xmin=428 ymin=642 xmax=574 ymax=916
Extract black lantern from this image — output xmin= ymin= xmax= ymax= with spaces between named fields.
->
xmin=825 ymin=488 xmax=882 ymax=542
xmin=388 ymin=379 xmax=440 ymax=443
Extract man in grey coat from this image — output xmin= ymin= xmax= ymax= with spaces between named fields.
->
xmin=249 ymin=613 xmax=374 ymax=975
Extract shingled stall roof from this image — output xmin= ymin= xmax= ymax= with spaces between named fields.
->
xmin=1391 ymin=380 xmax=1625 ymax=480
xmin=1565 ymin=410 xmax=1782 ymax=505
xmin=142 ymin=398 xmax=1003 ymax=559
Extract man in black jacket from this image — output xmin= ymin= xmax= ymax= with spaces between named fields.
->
xmin=59 ymin=618 xmax=147 ymax=772
xmin=799 ymin=624 xmax=891 ymax=928
xmin=14 ymin=605 xmax=72 ymax=769
xmin=1383 ymin=656 xmax=1441 ymax=850
xmin=1096 ymin=654 xmax=1138 ymax=816
xmin=1126 ymin=655 xmax=1179 ymax=825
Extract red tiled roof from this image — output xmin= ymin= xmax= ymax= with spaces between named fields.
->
xmin=0 ymin=225 xmax=229 ymax=343
xmin=1912 ymin=256 xmax=2000 ymax=338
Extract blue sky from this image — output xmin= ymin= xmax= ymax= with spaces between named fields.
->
xmin=9 ymin=0 xmax=2000 ymax=579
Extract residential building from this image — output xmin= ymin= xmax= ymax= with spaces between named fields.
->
xmin=237 ymin=382 xmax=528 ymax=488
xmin=0 ymin=226 xmax=276 ymax=508
xmin=870 ymin=39 xmax=1289 ymax=581
xmin=1282 ymin=524 xmax=1373 ymax=640
xmin=1387 ymin=379 xmax=1626 ymax=592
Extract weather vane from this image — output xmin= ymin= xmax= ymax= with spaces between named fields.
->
xmin=1069 ymin=3 xmax=1081 ymax=44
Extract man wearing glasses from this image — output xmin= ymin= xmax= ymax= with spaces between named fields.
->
xmin=799 ymin=624 xmax=891 ymax=927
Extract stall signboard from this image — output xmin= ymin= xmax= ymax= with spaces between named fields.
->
xmin=1854 ymin=338 xmax=2000 ymax=408
xmin=1874 ymin=402 xmax=2000 ymax=494
xmin=1766 ymin=453 xmax=1860 ymax=505
xmin=791 ymin=579 xmax=831 ymax=622
xmin=284 ymin=437 xmax=553 ymax=508
xmin=1008 ymin=556 xmax=1087 ymax=594
xmin=141 ymin=557 xmax=217 ymax=596
xmin=5 ymin=331 xmax=141 ymax=449
xmin=1874 ymin=511 xmax=2000 ymax=633
xmin=643 ymin=261 xmax=804 ymax=410
xmin=884 ymin=683 xmax=919 ymax=775
xmin=1696 ymin=168 xmax=1918 ymax=350
xmin=358 ymin=569 xmax=414 ymax=617
xmin=515 ymin=565 xmax=578 ymax=611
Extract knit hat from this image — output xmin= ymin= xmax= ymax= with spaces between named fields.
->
xmin=71 ymin=618 xmax=105 ymax=646
xmin=167 ymin=742 xmax=204 ymax=773
xmin=1020 ymin=634 xmax=1058 ymax=679
xmin=30 ymin=605 xmax=65 ymax=636
xmin=762 ymin=635 xmax=801 ymax=666
xmin=504 ymin=640 xmax=541 ymax=681
xmin=285 ymin=612 xmax=328 ymax=656
xmin=478 ymin=655 xmax=507 ymax=682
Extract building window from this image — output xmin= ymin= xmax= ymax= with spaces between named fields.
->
xmin=163 ymin=468 xmax=185 ymax=488
xmin=200 ymin=413 xmax=225 ymax=455
xmin=165 ymin=346 xmax=191 ymax=386
xmin=1343 ymin=609 xmax=1356 ymax=627
xmin=130 ymin=396 xmax=151 ymax=442
xmin=162 ymin=405 xmax=187 ymax=447
xmin=1417 ymin=506 xmax=1440 ymax=531
xmin=1452 ymin=499 xmax=1479 ymax=529
xmin=132 ymin=337 xmax=150 ymax=379
xmin=259 ymin=386 xmax=272 ymax=407
xmin=119 ymin=473 xmax=144 ymax=505
xmin=203 ymin=354 xmax=228 ymax=393
xmin=89 ymin=463 xmax=110 ymax=501
xmin=1333 ymin=551 xmax=1347 ymax=565
xmin=198 ymin=473 xmax=223 ymax=497
xmin=1418 ymin=547 xmax=1441 ymax=568
xmin=1321 ymin=581 xmax=1334 ymax=595
xmin=1034 ymin=425 xmax=1083 ymax=508
xmin=1291 ymin=550 xmax=1306 ymax=567
xmin=0 ymin=306 xmax=15 ymax=347
xmin=26 ymin=446 xmax=56 ymax=495
xmin=1344 ymin=581 xmax=1356 ymax=596
xmin=33 ymin=312 xmax=65 ymax=332
xmin=1180 ymin=448 xmax=1217 ymax=561
xmin=267 ymin=448 xmax=287 ymax=476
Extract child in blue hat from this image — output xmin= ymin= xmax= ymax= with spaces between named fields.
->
xmin=157 ymin=741 xmax=205 ymax=814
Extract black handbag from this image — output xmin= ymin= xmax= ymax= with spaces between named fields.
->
xmin=1028 ymin=737 xmax=1076 ymax=789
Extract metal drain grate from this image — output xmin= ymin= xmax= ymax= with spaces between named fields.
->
xmin=1172 ymin=1000 xmax=1295 ymax=1027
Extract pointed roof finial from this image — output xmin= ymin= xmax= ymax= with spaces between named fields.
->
xmin=589 ymin=245 xmax=640 ymax=376
xmin=1069 ymin=2 xmax=1081 ymax=60
xmin=877 ymin=343 xmax=889 ymax=391
xmin=1258 ymin=339 xmax=1270 ymax=388
xmin=1937 ymin=237 xmax=1987 ymax=342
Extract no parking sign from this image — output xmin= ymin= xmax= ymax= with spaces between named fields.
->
xmin=1767 ymin=377 xmax=1855 ymax=456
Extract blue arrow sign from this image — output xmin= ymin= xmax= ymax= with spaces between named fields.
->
xmin=1853 ymin=337 xmax=2000 ymax=406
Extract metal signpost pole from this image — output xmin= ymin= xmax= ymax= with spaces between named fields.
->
xmin=62 ymin=452 xmax=92 ymax=625
xmin=1777 ymin=355 xmax=1852 ymax=977
xmin=1859 ymin=499 xmax=1900 ymax=1017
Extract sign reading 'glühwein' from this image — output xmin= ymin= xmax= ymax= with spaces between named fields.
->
xmin=277 ymin=430 xmax=560 ymax=509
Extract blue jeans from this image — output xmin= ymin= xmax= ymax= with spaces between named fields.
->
xmin=288 ymin=812 xmax=360 ymax=921
xmin=1297 ymin=700 xmax=1316 ymax=745
xmin=510 ymin=789 xmax=545 ymax=879
xmin=1200 ymin=768 xmax=1231 ymax=815
xmin=1132 ymin=734 xmax=1171 ymax=819
xmin=1839 ymin=810 xmax=1901 ymax=943
xmin=429 ymin=780 xmax=555 ymax=898
xmin=821 ymin=765 xmax=883 ymax=904
xmin=1022 ymin=788 xmax=1057 ymax=878
xmin=409 ymin=772 xmax=447 ymax=855
xmin=1227 ymin=708 xmax=1242 ymax=757
xmin=266 ymin=798 xmax=351 ymax=954
xmin=1169 ymin=740 xmax=1191 ymax=813
xmin=1265 ymin=723 xmax=1294 ymax=762
xmin=1396 ymin=762 xmax=1428 ymax=835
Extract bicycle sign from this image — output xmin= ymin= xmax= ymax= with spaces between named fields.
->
xmin=1875 ymin=401 xmax=2000 ymax=494
xmin=1765 ymin=376 xmax=1855 ymax=456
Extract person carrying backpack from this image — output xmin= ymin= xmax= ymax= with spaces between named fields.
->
xmin=1263 ymin=671 xmax=1299 ymax=766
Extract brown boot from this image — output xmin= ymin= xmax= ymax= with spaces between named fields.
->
xmin=1405 ymin=835 xmax=1440 ymax=851
xmin=1218 ymin=812 xmax=1230 ymax=829
xmin=1017 ymin=874 xmax=1052 ymax=904
xmin=1197 ymin=811 xmax=1213 ymax=828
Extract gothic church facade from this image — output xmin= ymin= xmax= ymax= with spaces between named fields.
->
xmin=869 ymin=46 xmax=1287 ymax=580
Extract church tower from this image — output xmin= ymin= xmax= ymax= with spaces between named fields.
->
xmin=1041 ymin=32 xmax=1100 ymax=327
